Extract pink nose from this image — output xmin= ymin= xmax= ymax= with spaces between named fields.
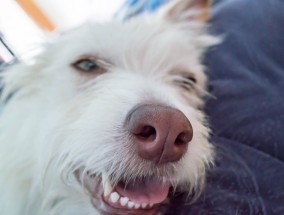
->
xmin=125 ymin=104 xmax=193 ymax=164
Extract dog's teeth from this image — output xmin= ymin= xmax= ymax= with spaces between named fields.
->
xmin=149 ymin=203 xmax=154 ymax=208
xmin=110 ymin=192 xmax=120 ymax=203
xmin=120 ymin=197 xmax=129 ymax=206
xmin=128 ymin=201 xmax=134 ymax=208
xmin=134 ymin=203 xmax=140 ymax=209
xmin=103 ymin=180 xmax=113 ymax=197
xmin=141 ymin=203 xmax=147 ymax=208
xmin=102 ymin=172 xmax=113 ymax=197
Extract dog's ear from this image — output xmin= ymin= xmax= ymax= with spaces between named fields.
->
xmin=161 ymin=0 xmax=210 ymax=23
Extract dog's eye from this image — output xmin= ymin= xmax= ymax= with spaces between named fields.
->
xmin=73 ymin=59 xmax=100 ymax=72
xmin=184 ymin=75 xmax=197 ymax=84
xmin=174 ymin=73 xmax=197 ymax=91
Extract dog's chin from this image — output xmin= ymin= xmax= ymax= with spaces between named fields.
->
xmin=76 ymin=170 xmax=176 ymax=215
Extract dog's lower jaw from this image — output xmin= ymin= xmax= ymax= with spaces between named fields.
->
xmin=76 ymin=171 xmax=174 ymax=215
xmin=92 ymin=195 xmax=160 ymax=215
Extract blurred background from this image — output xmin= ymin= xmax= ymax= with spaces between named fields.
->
xmin=0 ymin=0 xmax=170 ymax=65
xmin=0 ymin=0 xmax=127 ymax=64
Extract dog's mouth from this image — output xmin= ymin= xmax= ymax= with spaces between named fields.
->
xmin=77 ymin=171 xmax=172 ymax=215
xmin=101 ymin=177 xmax=170 ymax=215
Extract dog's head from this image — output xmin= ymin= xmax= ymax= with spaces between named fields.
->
xmin=1 ymin=0 xmax=218 ymax=214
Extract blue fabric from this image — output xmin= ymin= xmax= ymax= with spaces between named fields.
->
xmin=119 ymin=0 xmax=284 ymax=214
xmin=205 ymin=0 xmax=284 ymax=161
xmin=196 ymin=1 xmax=284 ymax=213
xmin=117 ymin=0 xmax=170 ymax=19
xmin=171 ymin=137 xmax=284 ymax=215
xmin=125 ymin=0 xmax=167 ymax=10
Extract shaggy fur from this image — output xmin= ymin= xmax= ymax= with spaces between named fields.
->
xmin=0 ymin=1 xmax=218 ymax=215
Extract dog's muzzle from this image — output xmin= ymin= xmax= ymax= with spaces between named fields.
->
xmin=77 ymin=104 xmax=193 ymax=215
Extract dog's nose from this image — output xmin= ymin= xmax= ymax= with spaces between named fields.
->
xmin=125 ymin=104 xmax=193 ymax=164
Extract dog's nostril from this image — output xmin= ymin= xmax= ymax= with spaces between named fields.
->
xmin=137 ymin=125 xmax=156 ymax=141
xmin=175 ymin=131 xmax=193 ymax=146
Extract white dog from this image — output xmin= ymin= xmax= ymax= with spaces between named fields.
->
xmin=0 ymin=0 xmax=218 ymax=214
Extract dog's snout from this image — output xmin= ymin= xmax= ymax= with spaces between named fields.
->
xmin=125 ymin=104 xmax=193 ymax=164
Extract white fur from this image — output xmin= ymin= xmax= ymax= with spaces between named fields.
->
xmin=0 ymin=4 xmax=218 ymax=215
